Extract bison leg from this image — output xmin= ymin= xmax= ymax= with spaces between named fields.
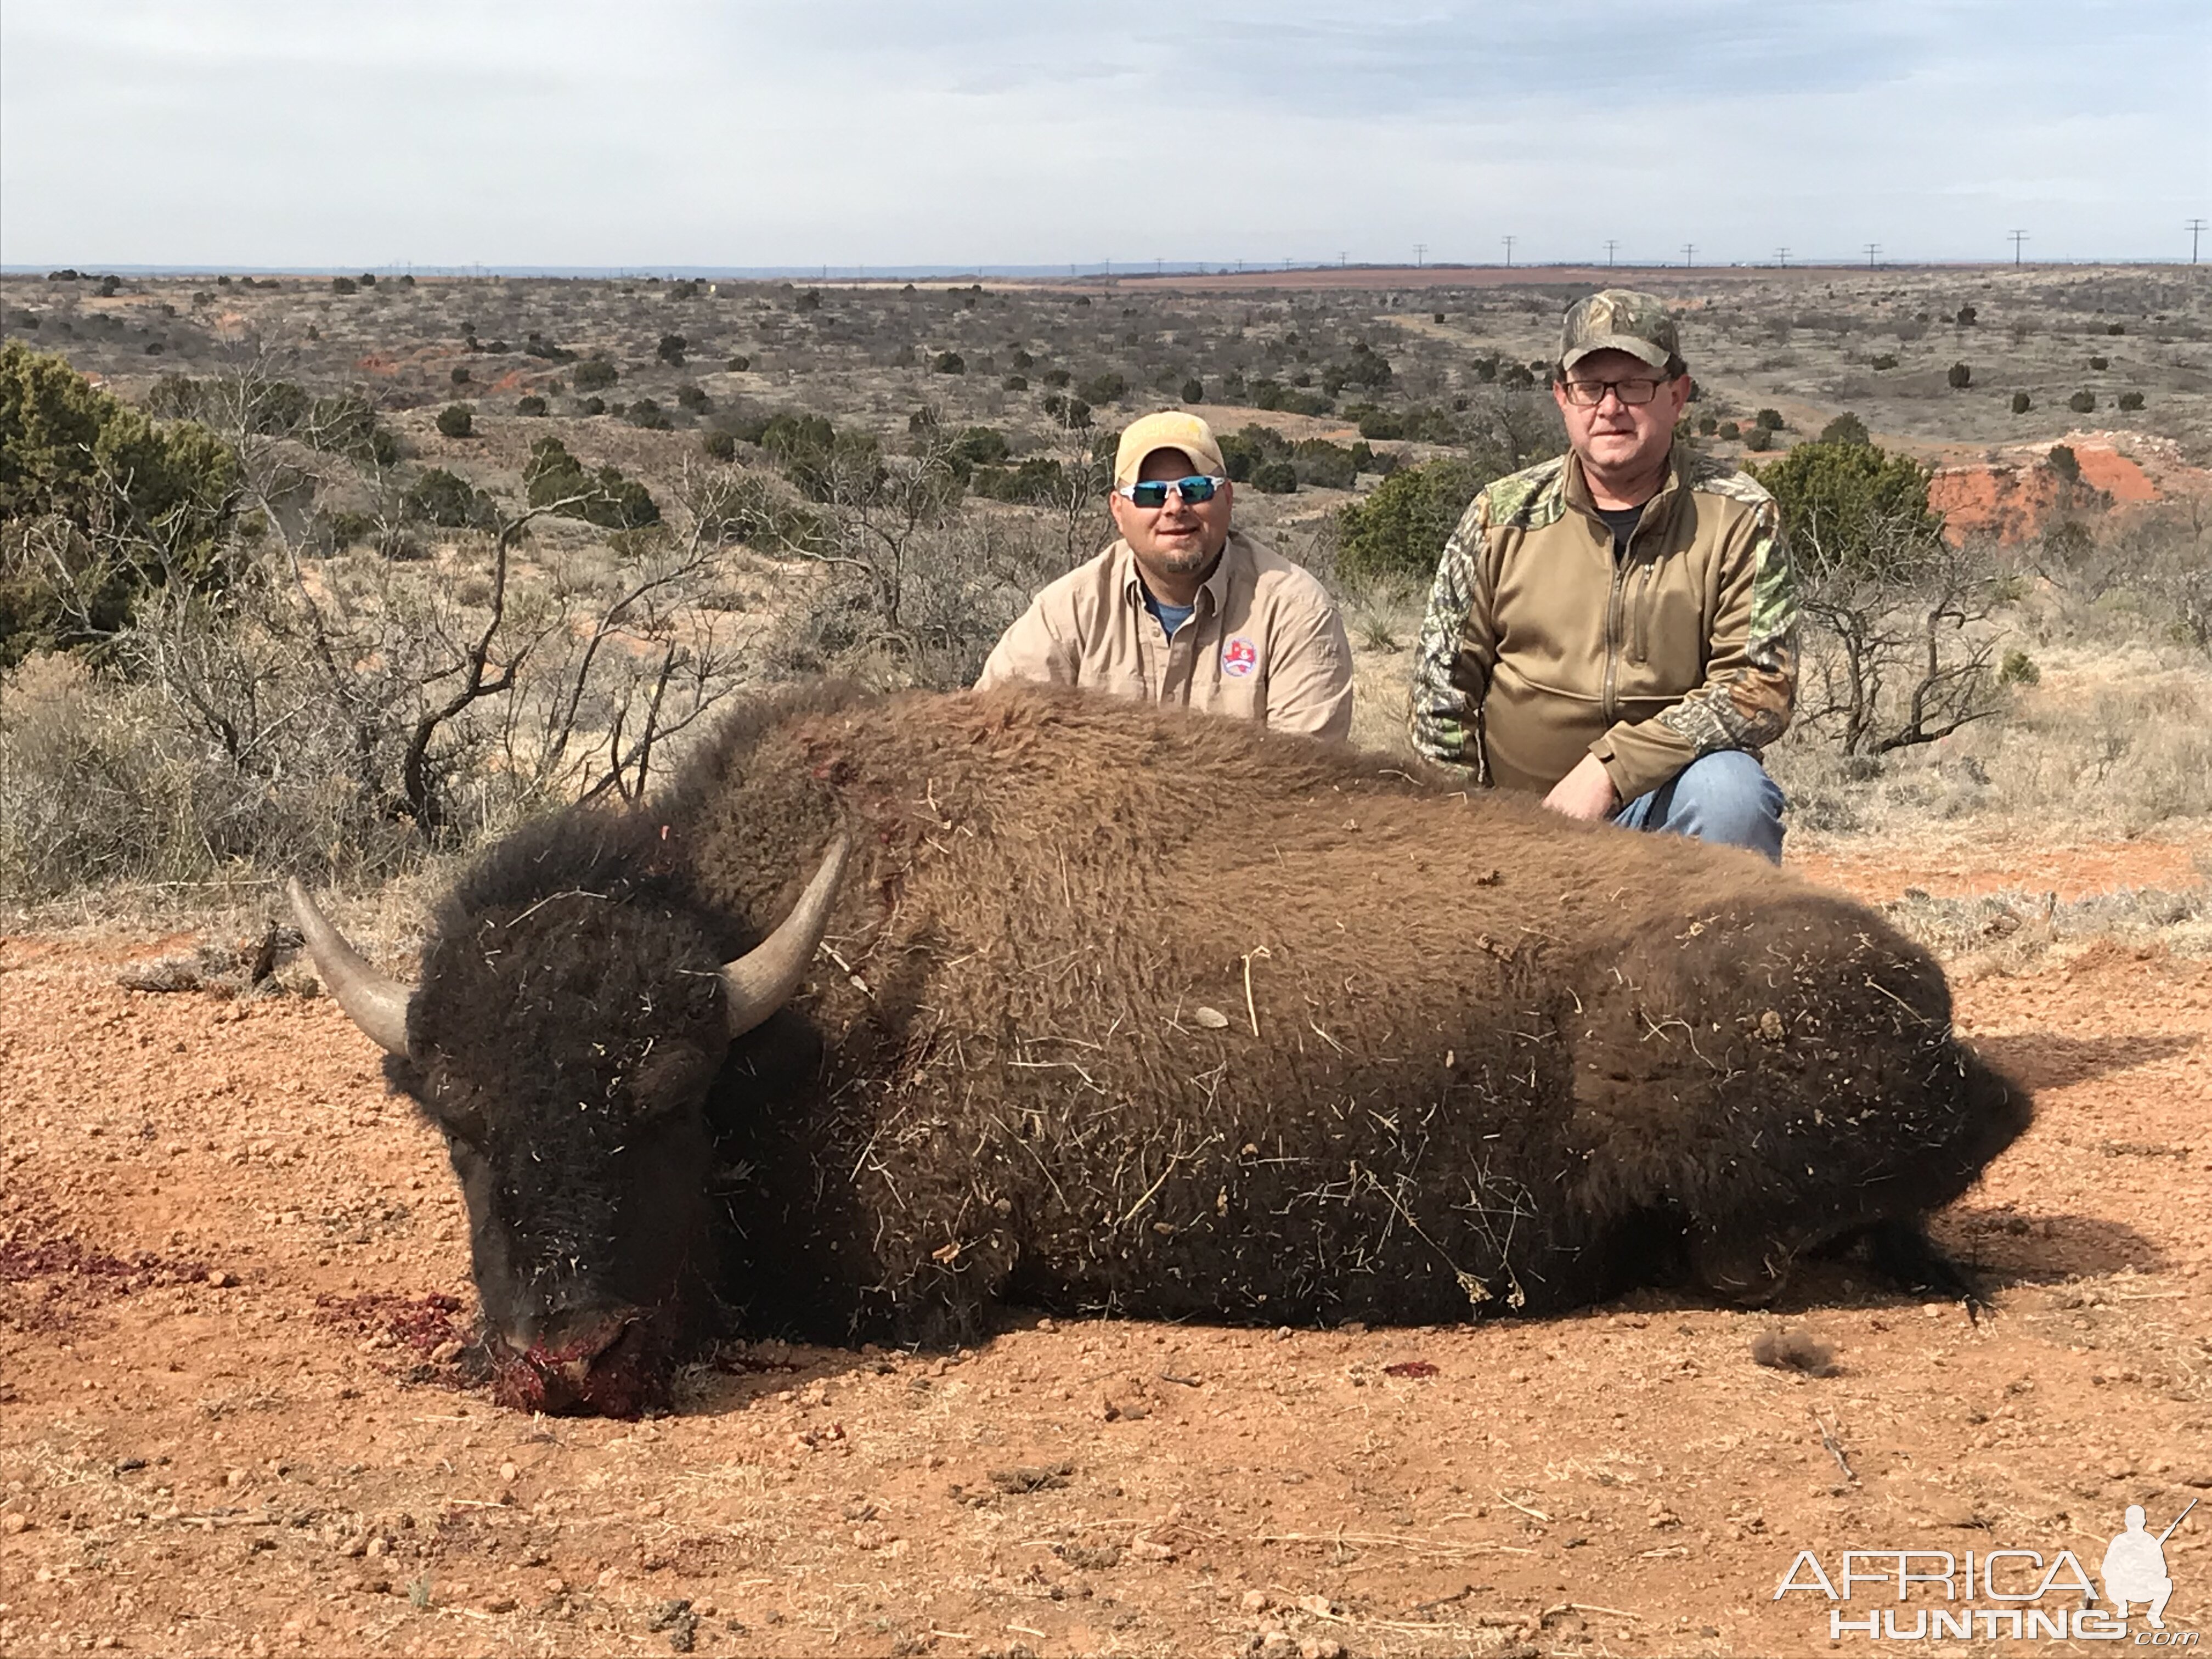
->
xmin=1863 ymin=1218 xmax=1988 ymax=1317
xmin=1685 ymin=1231 xmax=1795 ymax=1308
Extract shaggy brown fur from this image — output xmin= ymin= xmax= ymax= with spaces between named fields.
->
xmin=386 ymin=684 xmax=2031 ymax=1408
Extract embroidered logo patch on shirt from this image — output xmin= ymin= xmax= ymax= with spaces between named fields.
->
xmin=1221 ymin=635 xmax=1259 ymax=678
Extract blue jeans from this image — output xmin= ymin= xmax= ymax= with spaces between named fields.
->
xmin=1613 ymin=751 xmax=1786 ymax=864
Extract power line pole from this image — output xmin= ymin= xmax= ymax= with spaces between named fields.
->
xmin=1501 ymin=235 xmax=1515 ymax=268
xmin=1681 ymin=242 xmax=1695 ymax=268
xmin=1604 ymin=239 xmax=1619 ymax=267
xmin=2009 ymin=229 xmax=2029 ymax=266
xmin=2189 ymin=219 xmax=2208 ymax=263
xmin=1775 ymin=247 xmax=1790 ymax=268
xmin=1864 ymin=242 xmax=1880 ymax=269
xmin=1414 ymin=242 xmax=1427 ymax=268
xmin=1339 ymin=251 xmax=1347 ymax=267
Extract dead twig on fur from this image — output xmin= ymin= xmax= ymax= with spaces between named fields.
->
xmin=1242 ymin=946 xmax=1272 ymax=1036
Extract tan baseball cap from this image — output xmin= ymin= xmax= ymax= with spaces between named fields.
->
xmin=1113 ymin=411 xmax=1228 ymax=488
xmin=1558 ymin=289 xmax=1683 ymax=373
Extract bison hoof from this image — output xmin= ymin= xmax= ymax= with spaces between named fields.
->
xmin=1688 ymin=1235 xmax=1793 ymax=1308
xmin=1865 ymin=1218 xmax=1988 ymax=1317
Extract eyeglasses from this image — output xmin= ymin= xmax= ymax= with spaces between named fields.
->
xmin=1115 ymin=475 xmax=1226 ymax=509
xmin=1560 ymin=376 xmax=1672 ymax=408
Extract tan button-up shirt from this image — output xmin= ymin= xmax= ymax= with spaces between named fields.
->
xmin=975 ymin=529 xmax=1355 ymax=742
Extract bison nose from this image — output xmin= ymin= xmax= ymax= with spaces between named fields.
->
xmin=508 ymin=1306 xmax=641 ymax=1365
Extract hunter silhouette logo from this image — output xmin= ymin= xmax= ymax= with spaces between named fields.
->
xmin=2103 ymin=1499 xmax=2192 ymax=1630
xmin=1774 ymin=1497 xmax=2198 ymax=1642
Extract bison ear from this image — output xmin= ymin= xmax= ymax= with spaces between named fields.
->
xmin=287 ymin=879 xmax=414 ymax=1056
xmin=721 ymin=832 xmax=849 ymax=1040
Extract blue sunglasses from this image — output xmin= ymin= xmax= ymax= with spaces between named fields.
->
xmin=1116 ymin=474 xmax=1226 ymax=509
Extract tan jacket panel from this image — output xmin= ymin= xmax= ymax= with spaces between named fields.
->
xmin=976 ymin=530 xmax=1354 ymax=742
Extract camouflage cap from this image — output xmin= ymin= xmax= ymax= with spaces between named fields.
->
xmin=1558 ymin=289 xmax=1682 ymax=373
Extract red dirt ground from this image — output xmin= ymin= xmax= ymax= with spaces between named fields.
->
xmin=2 ymin=850 xmax=2208 ymax=1657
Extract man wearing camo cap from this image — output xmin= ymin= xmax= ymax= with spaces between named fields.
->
xmin=1407 ymin=289 xmax=1798 ymax=859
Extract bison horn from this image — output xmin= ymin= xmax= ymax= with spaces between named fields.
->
xmin=721 ymin=832 xmax=850 ymax=1039
xmin=285 ymin=879 xmax=414 ymax=1057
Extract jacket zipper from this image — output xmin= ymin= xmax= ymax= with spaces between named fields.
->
xmin=1632 ymin=558 xmax=1655 ymax=662
xmin=1601 ymin=539 xmax=1626 ymax=726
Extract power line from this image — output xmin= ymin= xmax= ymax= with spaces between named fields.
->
xmin=1604 ymin=239 xmax=1619 ymax=267
xmin=1775 ymin=247 xmax=1790 ymax=268
xmin=1680 ymin=242 xmax=1695 ymax=268
xmin=2190 ymin=219 xmax=2208 ymax=263
xmin=1501 ymin=234 xmax=1515 ymax=268
xmin=2009 ymin=229 xmax=2029 ymax=266
xmin=1414 ymin=242 xmax=1427 ymax=268
xmin=1864 ymin=242 xmax=1881 ymax=269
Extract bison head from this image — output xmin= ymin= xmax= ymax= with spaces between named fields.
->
xmin=290 ymin=832 xmax=847 ymax=1415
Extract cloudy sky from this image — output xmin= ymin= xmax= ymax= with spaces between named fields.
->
xmin=2 ymin=0 xmax=2205 ymax=270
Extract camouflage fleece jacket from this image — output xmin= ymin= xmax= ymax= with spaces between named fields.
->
xmin=1408 ymin=447 xmax=1798 ymax=802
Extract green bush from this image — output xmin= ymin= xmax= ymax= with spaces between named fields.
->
xmin=1320 ymin=345 xmax=1392 ymax=398
xmin=701 ymin=428 xmax=737 ymax=462
xmin=521 ymin=436 xmax=659 ymax=529
xmin=2067 ymin=390 xmax=2095 ymax=414
xmin=450 ymin=365 xmax=471 ymax=385
xmin=435 ymin=404 xmax=473 ymax=438
xmin=2106 ymin=322 xmax=2125 ymax=336
xmin=1335 ymin=456 xmax=1486 ymax=584
xmin=2011 ymin=392 xmax=2032 ymax=414
xmin=1717 ymin=420 xmax=1740 ymax=439
xmin=1250 ymin=460 xmax=1298 ymax=494
xmin=676 ymin=383 xmax=712 ymax=413
xmin=2118 ymin=391 xmax=2145 ymax=412
xmin=572 ymin=359 xmax=619 ymax=393
xmin=657 ymin=334 xmax=687 ymax=367
xmin=1697 ymin=413 xmax=1719 ymax=436
xmin=726 ymin=356 xmax=751 ymax=373
xmin=1753 ymin=408 xmax=1786 ymax=431
xmin=1076 ymin=371 xmax=1127 ymax=405
xmin=1955 ymin=304 xmax=1976 ymax=326
xmin=1871 ymin=353 xmax=1898 ymax=371
xmin=0 ymin=342 xmax=238 ymax=663
xmin=970 ymin=455 xmax=1068 ymax=504
xmin=579 ymin=396 xmax=606 ymax=416
xmin=952 ymin=426 xmax=1010 ymax=466
xmin=1744 ymin=424 xmax=1776 ymax=451
xmin=331 ymin=276 xmax=357 ymax=295
xmin=1997 ymin=648 xmax=2040 ymax=686
xmin=1178 ymin=377 xmax=1202 ymax=403
xmin=625 ymin=398 xmax=673 ymax=431
xmin=2045 ymin=444 xmax=2079 ymax=483
xmin=403 ymin=467 xmax=489 ymax=528
xmin=1818 ymin=413 xmax=1871 ymax=447
xmin=1001 ymin=374 xmax=1028 ymax=392
xmin=932 ymin=351 xmax=966 ymax=375
xmin=1752 ymin=439 xmax=1943 ymax=572
xmin=1946 ymin=362 xmax=1972 ymax=390
xmin=515 ymin=394 xmax=548 ymax=417
xmin=1291 ymin=438 xmax=1359 ymax=490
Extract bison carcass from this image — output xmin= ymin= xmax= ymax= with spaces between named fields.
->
xmin=291 ymin=685 xmax=2030 ymax=1415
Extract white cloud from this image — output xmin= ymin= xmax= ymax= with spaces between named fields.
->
xmin=1 ymin=0 xmax=2203 ymax=268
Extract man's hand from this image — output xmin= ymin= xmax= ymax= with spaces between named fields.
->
xmin=1542 ymin=752 xmax=1621 ymax=822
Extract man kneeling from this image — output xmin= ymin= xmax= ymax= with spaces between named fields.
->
xmin=1408 ymin=290 xmax=1797 ymax=860
xmin=978 ymin=411 xmax=1353 ymax=741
